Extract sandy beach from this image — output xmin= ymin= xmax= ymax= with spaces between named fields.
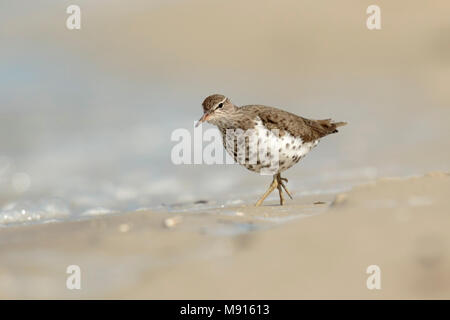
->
xmin=0 ymin=172 xmax=448 ymax=299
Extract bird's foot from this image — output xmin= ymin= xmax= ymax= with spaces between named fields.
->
xmin=255 ymin=174 xmax=294 ymax=207
xmin=277 ymin=175 xmax=293 ymax=200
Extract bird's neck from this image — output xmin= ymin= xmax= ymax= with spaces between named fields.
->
xmin=214 ymin=108 xmax=254 ymax=132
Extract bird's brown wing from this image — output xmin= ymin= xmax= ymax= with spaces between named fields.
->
xmin=241 ymin=105 xmax=347 ymax=142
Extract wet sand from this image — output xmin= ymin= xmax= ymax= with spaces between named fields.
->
xmin=0 ymin=172 xmax=449 ymax=299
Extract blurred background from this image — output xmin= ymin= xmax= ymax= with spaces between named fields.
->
xmin=1 ymin=0 xmax=449 ymax=225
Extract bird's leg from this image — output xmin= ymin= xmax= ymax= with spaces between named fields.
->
xmin=255 ymin=175 xmax=278 ymax=207
xmin=277 ymin=183 xmax=285 ymax=205
xmin=276 ymin=174 xmax=293 ymax=200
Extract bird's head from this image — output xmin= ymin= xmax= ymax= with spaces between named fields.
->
xmin=196 ymin=94 xmax=236 ymax=127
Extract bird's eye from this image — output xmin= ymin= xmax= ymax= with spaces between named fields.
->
xmin=217 ymin=103 xmax=223 ymax=109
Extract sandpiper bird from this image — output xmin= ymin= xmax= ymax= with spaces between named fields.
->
xmin=196 ymin=94 xmax=347 ymax=206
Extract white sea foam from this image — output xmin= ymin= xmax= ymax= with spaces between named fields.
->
xmin=81 ymin=207 xmax=117 ymax=216
xmin=0 ymin=200 xmax=70 ymax=226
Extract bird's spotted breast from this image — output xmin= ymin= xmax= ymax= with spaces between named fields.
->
xmin=221 ymin=118 xmax=319 ymax=174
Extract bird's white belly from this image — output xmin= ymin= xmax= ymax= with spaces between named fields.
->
xmin=223 ymin=118 xmax=319 ymax=174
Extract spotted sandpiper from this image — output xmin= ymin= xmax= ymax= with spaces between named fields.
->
xmin=197 ymin=94 xmax=347 ymax=206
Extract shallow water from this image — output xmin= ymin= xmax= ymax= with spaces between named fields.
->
xmin=1 ymin=1 xmax=449 ymax=227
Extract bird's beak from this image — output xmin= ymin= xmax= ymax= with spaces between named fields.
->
xmin=195 ymin=112 xmax=210 ymax=127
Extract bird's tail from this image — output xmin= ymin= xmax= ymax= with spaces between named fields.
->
xmin=317 ymin=119 xmax=347 ymax=134
xmin=332 ymin=121 xmax=347 ymax=133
